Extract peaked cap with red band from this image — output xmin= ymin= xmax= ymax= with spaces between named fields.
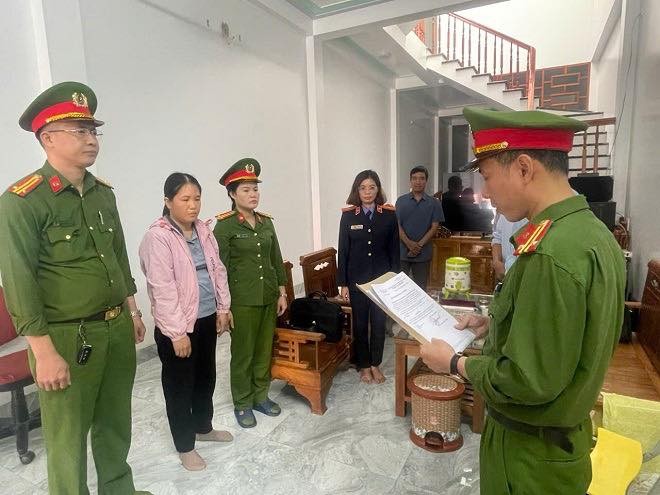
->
xmin=219 ymin=158 xmax=262 ymax=187
xmin=19 ymin=81 xmax=104 ymax=133
xmin=460 ymin=107 xmax=588 ymax=171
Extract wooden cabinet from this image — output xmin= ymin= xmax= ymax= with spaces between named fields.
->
xmin=428 ymin=237 xmax=495 ymax=294
xmin=638 ymin=260 xmax=660 ymax=374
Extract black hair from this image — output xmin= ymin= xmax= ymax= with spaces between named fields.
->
xmin=226 ymin=180 xmax=258 ymax=210
xmin=410 ymin=166 xmax=429 ymax=179
xmin=494 ymin=150 xmax=569 ymax=175
xmin=163 ymin=172 xmax=201 ymax=216
xmin=447 ymin=175 xmax=463 ymax=192
xmin=346 ymin=170 xmax=386 ymax=206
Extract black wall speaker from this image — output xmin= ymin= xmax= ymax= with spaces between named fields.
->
xmin=588 ymin=201 xmax=616 ymax=230
xmin=569 ymin=175 xmax=613 ymax=202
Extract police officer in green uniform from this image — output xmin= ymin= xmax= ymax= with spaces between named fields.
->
xmin=0 ymin=82 xmax=151 ymax=495
xmin=213 ymin=158 xmax=288 ymax=428
xmin=420 ymin=108 xmax=626 ymax=494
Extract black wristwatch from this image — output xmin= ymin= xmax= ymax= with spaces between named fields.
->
xmin=450 ymin=353 xmax=463 ymax=377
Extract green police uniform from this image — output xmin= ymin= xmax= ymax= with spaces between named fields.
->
xmin=0 ymin=82 xmax=148 ymax=495
xmin=460 ymin=108 xmax=626 ymax=494
xmin=213 ymin=159 xmax=287 ymax=416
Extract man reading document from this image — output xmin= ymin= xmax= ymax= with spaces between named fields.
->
xmin=420 ymin=107 xmax=625 ymax=495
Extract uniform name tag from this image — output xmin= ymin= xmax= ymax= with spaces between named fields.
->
xmin=351 ymin=225 xmax=364 ymax=230
xmin=235 ymin=233 xmax=249 ymax=238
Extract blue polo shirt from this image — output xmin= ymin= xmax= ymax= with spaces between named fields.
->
xmin=395 ymin=192 xmax=444 ymax=262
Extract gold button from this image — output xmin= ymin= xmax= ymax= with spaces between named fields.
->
xmin=257 ymin=254 xmax=261 ymax=258
xmin=367 ymin=241 xmax=371 ymax=245
xmin=259 ymin=276 xmax=263 ymax=280
xmin=254 ymin=233 xmax=258 ymax=236
xmin=368 ymin=229 xmax=371 ymax=233
xmin=368 ymin=253 xmax=372 ymax=256
xmin=100 ymin=254 xmax=105 ymax=258
xmin=110 ymin=279 xmax=114 ymax=284
xmin=259 ymin=265 xmax=263 ymax=269
xmin=108 ymin=228 xmax=113 ymax=232
xmin=89 ymin=226 xmax=94 ymax=230
xmin=257 ymin=242 xmax=261 ymax=246
xmin=65 ymin=234 xmax=71 ymax=240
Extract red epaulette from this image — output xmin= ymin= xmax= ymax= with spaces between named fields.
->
xmin=256 ymin=210 xmax=273 ymax=219
xmin=342 ymin=205 xmax=359 ymax=214
xmin=8 ymin=173 xmax=43 ymax=197
xmin=513 ymin=219 xmax=553 ymax=256
xmin=377 ymin=203 xmax=396 ymax=213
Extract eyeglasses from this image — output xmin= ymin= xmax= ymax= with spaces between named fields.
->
xmin=47 ymin=128 xmax=102 ymax=137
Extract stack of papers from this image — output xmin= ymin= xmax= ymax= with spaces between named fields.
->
xmin=358 ymin=272 xmax=476 ymax=353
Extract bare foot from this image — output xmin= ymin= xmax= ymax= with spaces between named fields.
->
xmin=196 ymin=429 xmax=233 ymax=442
xmin=179 ymin=449 xmax=207 ymax=471
xmin=359 ymin=368 xmax=373 ymax=384
xmin=371 ymin=366 xmax=385 ymax=384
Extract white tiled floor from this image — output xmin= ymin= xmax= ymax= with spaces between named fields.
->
xmin=1 ymin=335 xmax=658 ymax=494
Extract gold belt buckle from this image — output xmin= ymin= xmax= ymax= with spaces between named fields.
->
xmin=104 ymin=306 xmax=121 ymax=321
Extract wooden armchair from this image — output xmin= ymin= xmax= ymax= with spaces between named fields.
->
xmin=271 ymin=260 xmax=351 ymax=414
xmin=299 ymin=248 xmax=352 ymax=338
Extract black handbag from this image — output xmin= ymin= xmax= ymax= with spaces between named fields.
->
xmin=289 ymin=291 xmax=344 ymax=343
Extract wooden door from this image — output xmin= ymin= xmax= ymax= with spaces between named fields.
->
xmin=638 ymin=260 xmax=660 ymax=374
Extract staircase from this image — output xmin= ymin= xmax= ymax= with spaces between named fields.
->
xmin=425 ymin=13 xmax=537 ymax=111
xmin=399 ymin=15 xmax=616 ymax=178
xmin=542 ymin=110 xmax=616 ymax=177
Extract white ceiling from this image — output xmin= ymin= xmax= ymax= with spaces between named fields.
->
xmin=285 ymin=0 xmax=394 ymax=18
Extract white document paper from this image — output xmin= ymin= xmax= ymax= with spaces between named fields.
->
xmin=366 ymin=272 xmax=475 ymax=352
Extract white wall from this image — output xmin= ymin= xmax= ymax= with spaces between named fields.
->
xmin=457 ymin=0 xmax=616 ymax=68
xmin=625 ymin=0 xmax=660 ymax=297
xmin=591 ymin=17 xmax=623 ymax=205
xmin=397 ymin=92 xmax=434 ymax=196
xmin=318 ymin=39 xmax=393 ymax=248
xmin=44 ymin=0 xmax=312 ymax=346
xmin=591 ymin=21 xmax=621 ymax=119
xmin=0 ymin=2 xmax=44 ymax=195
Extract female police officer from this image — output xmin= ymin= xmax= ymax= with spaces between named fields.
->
xmin=213 ymin=158 xmax=287 ymax=428
xmin=337 ymin=170 xmax=399 ymax=384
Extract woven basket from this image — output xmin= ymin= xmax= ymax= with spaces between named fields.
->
xmin=408 ymin=373 xmax=465 ymax=452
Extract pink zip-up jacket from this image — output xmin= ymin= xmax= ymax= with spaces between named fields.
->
xmin=139 ymin=216 xmax=231 ymax=341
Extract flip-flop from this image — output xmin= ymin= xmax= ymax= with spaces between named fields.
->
xmin=234 ymin=408 xmax=257 ymax=428
xmin=253 ymin=399 xmax=281 ymax=417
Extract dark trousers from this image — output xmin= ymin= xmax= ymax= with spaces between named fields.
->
xmin=155 ymin=313 xmax=217 ymax=453
xmin=349 ymin=288 xmax=386 ymax=369
xmin=400 ymin=260 xmax=430 ymax=291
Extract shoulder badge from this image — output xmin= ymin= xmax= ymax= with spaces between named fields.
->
xmin=8 ymin=173 xmax=43 ymax=197
xmin=95 ymin=177 xmax=113 ymax=188
xmin=215 ymin=210 xmax=238 ymax=221
xmin=256 ymin=211 xmax=273 ymax=219
xmin=341 ymin=205 xmax=359 ymax=213
xmin=513 ymin=219 xmax=553 ymax=256
xmin=378 ymin=203 xmax=396 ymax=213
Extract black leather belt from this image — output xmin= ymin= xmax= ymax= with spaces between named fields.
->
xmin=488 ymin=407 xmax=576 ymax=454
xmin=58 ymin=305 xmax=123 ymax=324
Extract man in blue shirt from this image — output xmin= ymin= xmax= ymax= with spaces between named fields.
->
xmin=492 ymin=212 xmax=527 ymax=280
xmin=395 ymin=166 xmax=444 ymax=290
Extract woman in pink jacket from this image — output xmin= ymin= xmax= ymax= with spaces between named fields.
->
xmin=139 ymin=173 xmax=233 ymax=472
